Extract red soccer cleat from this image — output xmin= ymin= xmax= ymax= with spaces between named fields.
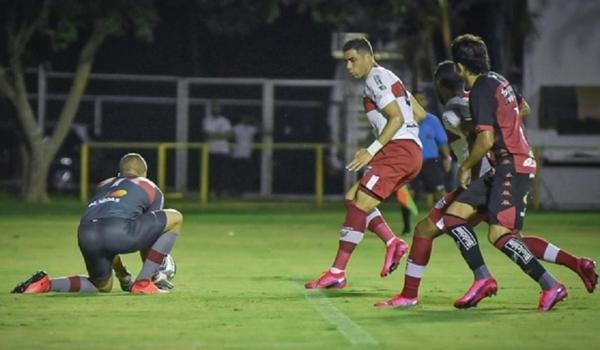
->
xmin=131 ymin=279 xmax=164 ymax=294
xmin=538 ymin=283 xmax=568 ymax=312
xmin=11 ymin=271 xmax=51 ymax=294
xmin=454 ymin=277 xmax=498 ymax=309
xmin=380 ymin=237 xmax=409 ymax=277
xmin=374 ymin=294 xmax=418 ymax=308
xmin=304 ymin=270 xmax=347 ymax=289
xmin=576 ymin=258 xmax=598 ymax=293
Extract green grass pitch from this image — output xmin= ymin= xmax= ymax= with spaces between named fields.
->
xmin=0 ymin=198 xmax=599 ymax=349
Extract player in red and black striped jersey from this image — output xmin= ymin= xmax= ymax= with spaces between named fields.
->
xmin=438 ymin=34 xmax=570 ymax=311
xmin=376 ymin=60 xmax=597 ymax=309
xmin=12 ymin=153 xmax=183 ymax=295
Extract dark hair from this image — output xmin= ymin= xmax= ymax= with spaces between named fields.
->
xmin=434 ymin=60 xmax=463 ymax=91
xmin=451 ymin=34 xmax=490 ymax=74
xmin=342 ymin=37 xmax=373 ymax=56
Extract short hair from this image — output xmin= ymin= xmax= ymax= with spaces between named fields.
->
xmin=434 ymin=60 xmax=463 ymax=91
xmin=119 ymin=153 xmax=147 ymax=176
xmin=342 ymin=37 xmax=373 ymax=56
xmin=451 ymin=34 xmax=490 ymax=74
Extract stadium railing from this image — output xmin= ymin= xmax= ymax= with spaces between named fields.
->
xmin=80 ymin=142 xmax=326 ymax=206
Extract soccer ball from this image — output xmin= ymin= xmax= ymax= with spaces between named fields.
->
xmin=152 ymin=254 xmax=176 ymax=290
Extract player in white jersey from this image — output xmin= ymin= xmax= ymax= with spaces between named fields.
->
xmin=306 ymin=37 xmax=426 ymax=291
xmin=375 ymin=60 xmax=597 ymax=308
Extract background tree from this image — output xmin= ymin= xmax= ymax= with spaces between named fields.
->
xmin=0 ymin=0 xmax=158 ymax=202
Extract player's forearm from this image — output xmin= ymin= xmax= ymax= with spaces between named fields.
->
xmin=440 ymin=144 xmax=451 ymax=158
xmin=460 ymin=131 xmax=493 ymax=172
xmin=377 ymin=114 xmax=403 ymax=145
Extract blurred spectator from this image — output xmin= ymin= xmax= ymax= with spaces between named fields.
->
xmin=414 ymin=93 xmax=452 ymax=208
xmin=203 ymin=101 xmax=233 ymax=198
xmin=231 ymin=115 xmax=259 ymax=194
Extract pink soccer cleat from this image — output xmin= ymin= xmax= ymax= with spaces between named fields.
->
xmin=576 ymin=258 xmax=597 ymax=293
xmin=304 ymin=270 xmax=347 ymax=289
xmin=374 ymin=294 xmax=418 ymax=308
xmin=11 ymin=271 xmax=51 ymax=294
xmin=380 ymin=237 xmax=409 ymax=277
xmin=454 ymin=277 xmax=498 ymax=309
xmin=538 ymin=283 xmax=568 ymax=312
xmin=131 ymin=279 xmax=164 ymax=294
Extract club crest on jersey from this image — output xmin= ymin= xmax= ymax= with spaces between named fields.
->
xmin=501 ymin=85 xmax=516 ymax=104
xmin=373 ymin=75 xmax=386 ymax=90
xmin=108 ymin=189 xmax=128 ymax=198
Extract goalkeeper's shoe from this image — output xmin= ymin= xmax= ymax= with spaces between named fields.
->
xmin=380 ymin=237 xmax=408 ymax=277
xmin=538 ymin=283 xmax=568 ymax=312
xmin=305 ymin=270 xmax=347 ymax=289
xmin=453 ymin=277 xmax=498 ymax=309
xmin=374 ymin=294 xmax=418 ymax=308
xmin=131 ymin=279 xmax=166 ymax=294
xmin=118 ymin=273 xmax=133 ymax=292
xmin=11 ymin=271 xmax=51 ymax=294
xmin=576 ymin=258 xmax=597 ymax=293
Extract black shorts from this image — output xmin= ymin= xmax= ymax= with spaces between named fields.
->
xmin=77 ymin=210 xmax=167 ymax=282
xmin=417 ymin=158 xmax=445 ymax=193
xmin=456 ymin=162 xmax=533 ymax=231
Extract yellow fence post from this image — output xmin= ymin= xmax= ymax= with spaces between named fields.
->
xmin=157 ymin=143 xmax=167 ymax=190
xmin=315 ymin=145 xmax=324 ymax=207
xmin=200 ymin=143 xmax=209 ymax=204
xmin=80 ymin=143 xmax=90 ymax=203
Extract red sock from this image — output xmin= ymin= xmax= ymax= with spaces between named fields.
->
xmin=523 ymin=235 xmax=579 ymax=272
xmin=332 ymin=201 xmax=367 ymax=270
xmin=401 ymin=236 xmax=433 ymax=299
xmin=367 ymin=214 xmax=395 ymax=244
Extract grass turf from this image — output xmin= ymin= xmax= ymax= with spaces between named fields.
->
xmin=0 ymin=198 xmax=599 ymax=349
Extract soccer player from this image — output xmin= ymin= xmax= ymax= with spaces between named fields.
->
xmin=12 ymin=153 xmax=182 ymax=294
xmin=376 ymin=60 xmax=598 ymax=310
xmin=305 ymin=37 xmax=425 ymax=289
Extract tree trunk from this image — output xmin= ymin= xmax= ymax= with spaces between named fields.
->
xmin=21 ymin=144 xmax=51 ymax=203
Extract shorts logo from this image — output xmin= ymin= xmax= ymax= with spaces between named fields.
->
xmin=365 ymin=175 xmax=380 ymax=190
xmin=434 ymin=197 xmax=447 ymax=209
xmin=108 ymin=189 xmax=128 ymax=197
xmin=505 ymin=238 xmax=533 ymax=264
xmin=450 ymin=226 xmax=477 ymax=250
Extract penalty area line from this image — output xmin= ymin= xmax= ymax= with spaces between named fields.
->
xmin=298 ymin=285 xmax=378 ymax=346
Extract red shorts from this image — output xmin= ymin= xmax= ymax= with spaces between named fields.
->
xmin=428 ymin=188 xmax=487 ymax=231
xmin=359 ymin=139 xmax=422 ymax=200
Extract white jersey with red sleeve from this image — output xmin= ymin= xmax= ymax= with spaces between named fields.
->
xmin=362 ymin=65 xmax=422 ymax=148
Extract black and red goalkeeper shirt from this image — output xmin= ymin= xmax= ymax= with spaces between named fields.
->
xmin=469 ymin=72 xmax=536 ymax=174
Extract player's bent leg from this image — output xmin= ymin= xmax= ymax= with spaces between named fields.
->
xmin=375 ymin=218 xmax=440 ymax=308
xmin=520 ymin=234 xmax=598 ymax=293
xmin=490 ymin=226 xmax=567 ymax=311
xmin=132 ymin=209 xmax=182 ymax=294
xmin=306 ymin=187 xmax=373 ymax=289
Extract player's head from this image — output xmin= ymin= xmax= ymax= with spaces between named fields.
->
xmin=343 ymin=37 xmax=375 ymax=80
xmin=119 ymin=153 xmax=148 ymax=177
xmin=451 ymin=34 xmax=490 ymax=78
xmin=434 ymin=60 xmax=464 ymax=104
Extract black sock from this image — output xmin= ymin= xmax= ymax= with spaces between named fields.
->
xmin=443 ymin=214 xmax=487 ymax=273
xmin=401 ymin=207 xmax=411 ymax=234
xmin=494 ymin=234 xmax=556 ymax=290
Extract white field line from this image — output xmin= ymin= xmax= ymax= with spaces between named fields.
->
xmin=299 ymin=286 xmax=378 ymax=346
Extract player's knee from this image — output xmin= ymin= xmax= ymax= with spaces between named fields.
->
xmin=414 ymin=218 xmax=440 ymax=239
xmin=94 ymin=277 xmax=113 ymax=292
xmin=164 ymin=209 xmax=183 ymax=234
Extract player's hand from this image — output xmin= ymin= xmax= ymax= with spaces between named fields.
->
xmin=457 ymin=166 xmax=471 ymax=189
xmin=346 ymin=149 xmax=373 ymax=172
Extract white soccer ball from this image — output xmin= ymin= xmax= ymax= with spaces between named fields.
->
xmin=152 ymin=254 xmax=176 ymax=290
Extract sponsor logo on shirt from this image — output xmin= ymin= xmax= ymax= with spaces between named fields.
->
xmin=374 ymin=75 xmax=386 ymax=90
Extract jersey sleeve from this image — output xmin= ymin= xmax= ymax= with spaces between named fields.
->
xmin=149 ymin=186 xmax=164 ymax=211
xmin=366 ymin=72 xmax=398 ymax=110
xmin=470 ymin=79 xmax=497 ymax=133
